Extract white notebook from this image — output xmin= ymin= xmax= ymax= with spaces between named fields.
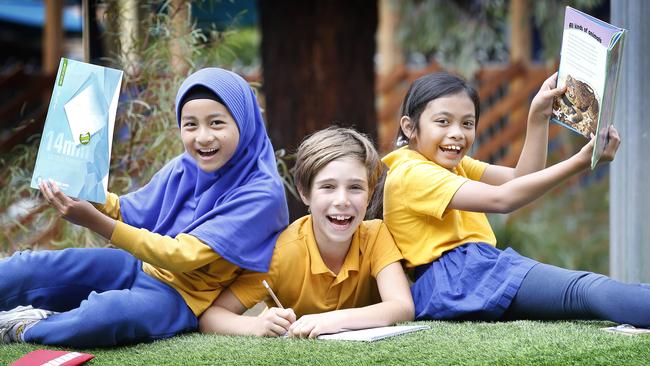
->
xmin=601 ymin=324 xmax=650 ymax=335
xmin=316 ymin=325 xmax=429 ymax=342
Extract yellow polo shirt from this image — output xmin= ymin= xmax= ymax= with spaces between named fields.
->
xmin=97 ymin=193 xmax=241 ymax=316
xmin=228 ymin=215 xmax=403 ymax=317
xmin=382 ymin=147 xmax=496 ymax=268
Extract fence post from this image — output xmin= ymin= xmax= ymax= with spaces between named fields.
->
xmin=610 ymin=0 xmax=650 ymax=282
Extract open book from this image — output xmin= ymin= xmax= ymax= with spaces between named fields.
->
xmin=551 ymin=6 xmax=627 ymax=169
xmin=601 ymin=324 xmax=650 ymax=336
xmin=316 ymin=325 xmax=429 ymax=342
xmin=30 ymin=58 xmax=123 ymax=203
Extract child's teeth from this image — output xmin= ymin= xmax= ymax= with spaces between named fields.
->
xmin=443 ymin=145 xmax=461 ymax=151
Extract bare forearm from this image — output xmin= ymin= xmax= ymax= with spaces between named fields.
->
xmin=500 ymin=153 xmax=588 ymax=212
xmin=90 ymin=211 xmax=117 ymax=239
xmin=326 ymin=299 xmax=414 ymax=331
xmin=514 ymin=116 xmax=549 ymax=176
xmin=199 ymin=306 xmax=260 ymax=336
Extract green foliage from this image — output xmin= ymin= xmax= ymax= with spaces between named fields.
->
xmin=491 ymin=172 xmax=610 ymax=274
xmin=398 ymin=0 xmax=604 ymax=78
xmin=197 ymin=26 xmax=261 ymax=73
xmin=4 ymin=320 xmax=650 ymax=365
xmin=398 ymin=0 xmax=509 ymax=78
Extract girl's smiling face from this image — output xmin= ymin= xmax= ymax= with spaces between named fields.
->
xmin=403 ymin=92 xmax=476 ymax=170
xmin=301 ymin=157 xmax=369 ymax=250
xmin=180 ymin=99 xmax=240 ymax=173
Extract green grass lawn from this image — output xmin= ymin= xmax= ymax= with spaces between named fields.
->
xmin=2 ymin=320 xmax=650 ymax=365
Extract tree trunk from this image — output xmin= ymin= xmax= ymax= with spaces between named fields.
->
xmin=259 ymin=0 xmax=378 ymax=219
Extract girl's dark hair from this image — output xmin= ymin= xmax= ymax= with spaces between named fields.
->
xmin=367 ymin=72 xmax=480 ymax=220
xmin=396 ymin=72 xmax=480 ymax=146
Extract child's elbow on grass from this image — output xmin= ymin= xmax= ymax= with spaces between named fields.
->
xmin=402 ymin=300 xmax=416 ymax=322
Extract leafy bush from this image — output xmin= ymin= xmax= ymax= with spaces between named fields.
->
xmin=491 ymin=172 xmax=610 ymax=274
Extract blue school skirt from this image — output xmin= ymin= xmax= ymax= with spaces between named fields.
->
xmin=411 ymin=243 xmax=538 ymax=321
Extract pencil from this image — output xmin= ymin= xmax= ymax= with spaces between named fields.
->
xmin=262 ymin=280 xmax=284 ymax=309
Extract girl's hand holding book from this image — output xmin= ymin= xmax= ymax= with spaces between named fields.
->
xmin=529 ymin=72 xmax=566 ymax=123
xmin=38 ymin=179 xmax=115 ymax=238
xmin=579 ymin=125 xmax=621 ymax=166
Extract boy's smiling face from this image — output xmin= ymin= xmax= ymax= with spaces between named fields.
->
xmin=301 ymin=157 xmax=369 ymax=250
xmin=180 ymin=99 xmax=240 ymax=173
xmin=404 ymin=92 xmax=476 ymax=170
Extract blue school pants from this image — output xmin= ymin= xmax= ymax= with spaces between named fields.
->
xmin=503 ymin=262 xmax=650 ymax=327
xmin=0 ymin=248 xmax=197 ymax=348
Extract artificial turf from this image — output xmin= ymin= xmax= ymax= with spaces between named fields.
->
xmin=2 ymin=320 xmax=649 ymax=365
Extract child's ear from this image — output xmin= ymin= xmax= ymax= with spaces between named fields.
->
xmin=297 ymin=187 xmax=310 ymax=206
xmin=400 ymin=116 xmax=414 ymax=139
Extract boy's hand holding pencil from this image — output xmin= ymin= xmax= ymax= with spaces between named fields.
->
xmin=258 ymin=280 xmax=296 ymax=337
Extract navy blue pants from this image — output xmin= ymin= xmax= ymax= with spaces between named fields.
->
xmin=504 ymin=262 xmax=650 ymax=327
xmin=0 ymin=248 xmax=197 ymax=348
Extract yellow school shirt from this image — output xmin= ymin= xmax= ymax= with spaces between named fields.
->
xmin=382 ymin=147 xmax=496 ymax=268
xmin=228 ymin=215 xmax=403 ymax=317
xmin=96 ymin=193 xmax=241 ymax=316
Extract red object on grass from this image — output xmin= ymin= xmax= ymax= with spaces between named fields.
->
xmin=10 ymin=350 xmax=94 ymax=366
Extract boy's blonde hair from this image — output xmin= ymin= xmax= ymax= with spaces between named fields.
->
xmin=293 ymin=127 xmax=382 ymax=199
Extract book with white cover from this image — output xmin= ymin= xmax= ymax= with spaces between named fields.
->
xmin=551 ymin=6 xmax=627 ymax=169
xmin=317 ymin=325 xmax=430 ymax=342
xmin=30 ymin=58 xmax=123 ymax=203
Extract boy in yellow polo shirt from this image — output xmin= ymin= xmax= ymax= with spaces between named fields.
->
xmin=199 ymin=127 xmax=414 ymax=338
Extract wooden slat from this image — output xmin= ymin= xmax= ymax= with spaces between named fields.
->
xmin=376 ymin=64 xmax=407 ymax=94
xmin=477 ymin=62 xmax=525 ymax=100
xmin=476 ymin=69 xmax=549 ymax=137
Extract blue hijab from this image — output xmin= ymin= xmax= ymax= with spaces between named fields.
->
xmin=119 ymin=68 xmax=289 ymax=272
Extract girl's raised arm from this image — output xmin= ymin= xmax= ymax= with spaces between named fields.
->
xmin=450 ymin=126 xmax=620 ymax=214
xmin=480 ymin=73 xmax=565 ymax=186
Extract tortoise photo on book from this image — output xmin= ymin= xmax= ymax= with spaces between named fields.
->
xmin=553 ymin=74 xmax=599 ymax=137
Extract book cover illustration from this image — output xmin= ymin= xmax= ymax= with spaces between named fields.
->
xmin=551 ymin=6 xmax=626 ymax=169
xmin=30 ymin=58 xmax=123 ymax=204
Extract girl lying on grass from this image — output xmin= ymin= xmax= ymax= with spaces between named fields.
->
xmin=200 ymin=127 xmax=414 ymax=338
xmin=0 ymin=68 xmax=288 ymax=347
xmin=378 ymin=71 xmax=650 ymax=326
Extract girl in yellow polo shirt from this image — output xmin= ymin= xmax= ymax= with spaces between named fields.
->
xmin=378 ymin=71 xmax=650 ymax=327
xmin=200 ymin=127 xmax=414 ymax=338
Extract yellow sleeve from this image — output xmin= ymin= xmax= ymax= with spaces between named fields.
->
xmin=227 ymin=269 xmax=271 ymax=309
xmin=228 ymin=243 xmax=287 ymax=309
xmin=460 ymin=156 xmax=489 ymax=181
xmin=110 ymin=221 xmax=219 ymax=272
xmin=92 ymin=192 xmax=122 ymax=221
xmin=400 ymin=162 xmax=468 ymax=220
xmin=228 ymin=246 xmax=284 ymax=309
xmin=368 ymin=222 xmax=404 ymax=278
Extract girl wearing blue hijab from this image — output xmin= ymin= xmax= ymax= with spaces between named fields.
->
xmin=0 ymin=68 xmax=289 ymax=347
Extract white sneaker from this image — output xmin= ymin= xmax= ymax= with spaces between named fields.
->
xmin=0 ymin=306 xmax=55 ymax=343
